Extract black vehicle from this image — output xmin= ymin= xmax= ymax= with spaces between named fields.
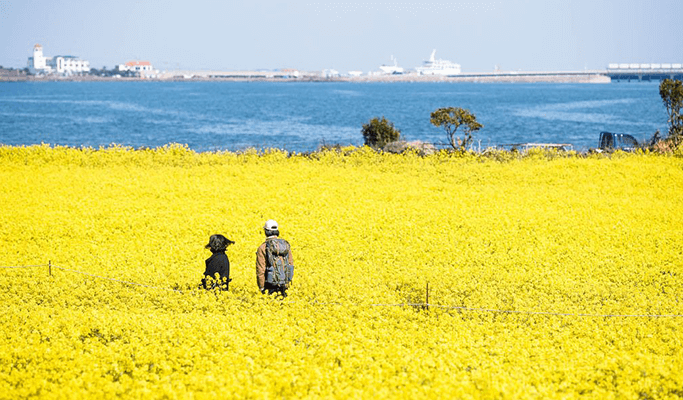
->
xmin=598 ymin=131 xmax=639 ymax=152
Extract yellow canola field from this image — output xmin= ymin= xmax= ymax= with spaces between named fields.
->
xmin=1 ymin=144 xmax=682 ymax=399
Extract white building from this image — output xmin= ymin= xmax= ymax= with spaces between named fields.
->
xmin=116 ymin=61 xmax=155 ymax=74
xmin=27 ymin=44 xmax=90 ymax=75
xmin=115 ymin=61 xmax=161 ymax=78
xmin=322 ymin=69 xmax=340 ymax=78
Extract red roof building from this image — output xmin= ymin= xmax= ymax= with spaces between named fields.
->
xmin=116 ymin=61 xmax=154 ymax=73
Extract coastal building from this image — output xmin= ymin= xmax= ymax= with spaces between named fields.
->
xmin=27 ymin=44 xmax=90 ymax=75
xmin=280 ymin=69 xmax=300 ymax=78
xmin=116 ymin=61 xmax=155 ymax=76
xmin=322 ymin=69 xmax=340 ymax=78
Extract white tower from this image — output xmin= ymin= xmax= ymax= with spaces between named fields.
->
xmin=28 ymin=44 xmax=47 ymax=74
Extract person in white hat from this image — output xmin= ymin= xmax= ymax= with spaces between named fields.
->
xmin=255 ymin=219 xmax=294 ymax=297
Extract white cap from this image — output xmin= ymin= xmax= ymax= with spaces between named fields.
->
xmin=264 ymin=219 xmax=278 ymax=230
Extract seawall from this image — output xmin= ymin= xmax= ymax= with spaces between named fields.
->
xmin=1 ymin=71 xmax=612 ymax=83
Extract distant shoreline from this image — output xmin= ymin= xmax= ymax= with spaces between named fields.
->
xmin=0 ymin=72 xmax=612 ymax=84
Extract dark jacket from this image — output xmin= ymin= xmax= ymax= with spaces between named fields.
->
xmin=203 ymin=251 xmax=230 ymax=290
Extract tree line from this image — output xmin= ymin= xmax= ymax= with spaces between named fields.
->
xmin=362 ymin=107 xmax=482 ymax=152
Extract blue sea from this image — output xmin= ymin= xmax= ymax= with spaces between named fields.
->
xmin=0 ymin=81 xmax=668 ymax=152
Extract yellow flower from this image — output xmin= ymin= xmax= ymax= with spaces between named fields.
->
xmin=0 ymin=145 xmax=681 ymax=398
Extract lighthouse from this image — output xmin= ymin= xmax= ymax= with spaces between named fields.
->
xmin=28 ymin=44 xmax=49 ymax=74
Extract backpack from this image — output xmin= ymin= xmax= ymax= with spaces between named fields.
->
xmin=265 ymin=238 xmax=294 ymax=285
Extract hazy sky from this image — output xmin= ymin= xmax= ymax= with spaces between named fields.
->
xmin=1 ymin=0 xmax=681 ymax=73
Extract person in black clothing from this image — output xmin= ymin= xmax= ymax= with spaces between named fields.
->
xmin=202 ymin=234 xmax=235 ymax=291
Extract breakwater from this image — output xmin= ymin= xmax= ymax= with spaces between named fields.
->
xmin=5 ymin=68 xmax=683 ymax=83
xmin=0 ymin=69 xmax=612 ymax=83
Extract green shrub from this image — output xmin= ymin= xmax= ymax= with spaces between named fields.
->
xmin=361 ymin=117 xmax=401 ymax=148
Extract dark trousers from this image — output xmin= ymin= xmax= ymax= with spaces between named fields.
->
xmin=202 ymin=277 xmax=230 ymax=291
xmin=264 ymin=283 xmax=287 ymax=297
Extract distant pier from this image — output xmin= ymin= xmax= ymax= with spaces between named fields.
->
xmin=605 ymin=64 xmax=683 ymax=82
xmin=345 ymin=71 xmax=612 ymax=83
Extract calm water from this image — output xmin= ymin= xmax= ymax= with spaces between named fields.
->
xmin=0 ymin=81 xmax=668 ymax=152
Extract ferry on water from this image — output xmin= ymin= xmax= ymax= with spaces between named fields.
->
xmin=416 ymin=50 xmax=461 ymax=75
xmin=379 ymin=56 xmax=404 ymax=75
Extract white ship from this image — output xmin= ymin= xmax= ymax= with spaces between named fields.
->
xmin=416 ymin=49 xmax=461 ymax=75
xmin=379 ymin=56 xmax=404 ymax=75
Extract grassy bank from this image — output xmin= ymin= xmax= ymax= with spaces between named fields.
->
xmin=1 ymin=144 xmax=682 ymax=398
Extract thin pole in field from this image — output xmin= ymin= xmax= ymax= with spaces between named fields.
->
xmin=425 ymin=282 xmax=429 ymax=311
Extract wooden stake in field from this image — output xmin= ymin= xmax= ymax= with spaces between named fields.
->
xmin=48 ymin=260 xmax=51 ymax=276
xmin=425 ymin=282 xmax=429 ymax=311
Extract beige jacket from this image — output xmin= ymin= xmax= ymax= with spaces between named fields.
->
xmin=256 ymin=236 xmax=294 ymax=291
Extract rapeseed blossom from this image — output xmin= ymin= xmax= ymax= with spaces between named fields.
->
xmin=0 ymin=144 xmax=682 ymax=398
